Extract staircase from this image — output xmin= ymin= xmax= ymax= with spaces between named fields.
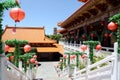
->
xmin=58 ymin=41 xmax=120 ymax=80
xmin=35 ymin=62 xmax=71 ymax=80
xmin=0 ymin=54 xmax=31 ymax=80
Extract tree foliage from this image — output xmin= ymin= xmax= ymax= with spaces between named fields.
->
xmin=46 ymin=34 xmax=62 ymax=42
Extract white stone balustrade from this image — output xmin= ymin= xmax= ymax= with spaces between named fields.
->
xmin=59 ymin=41 xmax=120 ymax=80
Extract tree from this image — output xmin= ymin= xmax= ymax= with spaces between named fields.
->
xmin=46 ymin=34 xmax=62 ymax=43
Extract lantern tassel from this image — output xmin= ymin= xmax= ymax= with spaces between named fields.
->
xmin=12 ymin=23 xmax=17 ymax=33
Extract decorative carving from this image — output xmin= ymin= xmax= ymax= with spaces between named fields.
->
xmin=95 ymin=3 xmax=108 ymax=12
xmin=82 ymin=13 xmax=91 ymax=18
xmin=88 ymin=8 xmax=98 ymax=16
xmin=78 ymin=16 xmax=85 ymax=21
xmin=106 ymin=0 xmax=120 ymax=7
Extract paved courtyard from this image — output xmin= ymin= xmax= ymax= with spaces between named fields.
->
xmin=35 ymin=62 xmax=71 ymax=80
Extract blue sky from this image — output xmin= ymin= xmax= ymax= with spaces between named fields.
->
xmin=2 ymin=0 xmax=83 ymax=34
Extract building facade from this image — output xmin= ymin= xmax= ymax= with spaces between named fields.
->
xmin=2 ymin=26 xmax=63 ymax=61
xmin=58 ymin=0 xmax=120 ymax=47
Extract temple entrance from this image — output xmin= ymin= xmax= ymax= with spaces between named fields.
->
xmin=37 ymin=52 xmax=63 ymax=61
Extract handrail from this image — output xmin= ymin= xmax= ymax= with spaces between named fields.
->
xmin=6 ymin=61 xmax=30 ymax=80
xmin=59 ymin=41 xmax=114 ymax=53
xmin=59 ymin=41 xmax=117 ymax=80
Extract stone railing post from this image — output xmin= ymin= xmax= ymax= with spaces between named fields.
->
xmin=111 ymin=42 xmax=120 ymax=80
xmin=0 ymin=54 xmax=7 ymax=80
xmin=19 ymin=60 xmax=23 ymax=71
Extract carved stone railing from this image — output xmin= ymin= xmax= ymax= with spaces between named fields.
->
xmin=0 ymin=53 xmax=35 ymax=80
xmin=59 ymin=42 xmax=120 ymax=80
xmin=72 ymin=54 xmax=115 ymax=80
xmin=59 ymin=41 xmax=114 ymax=53
xmin=6 ymin=61 xmax=30 ymax=80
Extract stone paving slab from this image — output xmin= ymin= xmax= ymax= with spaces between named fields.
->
xmin=35 ymin=62 xmax=71 ymax=80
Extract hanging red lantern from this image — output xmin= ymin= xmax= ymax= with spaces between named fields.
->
xmin=33 ymin=55 xmax=37 ymax=59
xmin=63 ymin=55 xmax=67 ymax=58
xmin=80 ymin=45 xmax=87 ymax=51
xmin=70 ymin=55 xmax=75 ymax=59
xmin=9 ymin=7 xmax=25 ymax=22
xmin=82 ymin=35 xmax=86 ymax=39
xmin=96 ymin=44 xmax=102 ymax=51
xmin=90 ymin=33 xmax=95 ymax=37
xmin=104 ymin=33 xmax=109 ymax=37
xmin=5 ymin=45 xmax=10 ymax=52
xmin=81 ymin=54 xmax=86 ymax=59
xmin=108 ymin=22 xmax=118 ymax=31
xmin=30 ymin=58 xmax=35 ymax=63
xmin=24 ymin=44 xmax=31 ymax=52
xmin=10 ymin=55 xmax=14 ymax=60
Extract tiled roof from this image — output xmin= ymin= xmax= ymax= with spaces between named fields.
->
xmin=2 ymin=26 xmax=55 ymax=43
xmin=2 ymin=26 xmax=64 ymax=54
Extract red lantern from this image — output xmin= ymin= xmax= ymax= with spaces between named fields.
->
xmin=108 ymin=22 xmax=118 ymax=31
xmin=81 ymin=54 xmax=86 ymax=59
xmin=33 ymin=55 xmax=37 ymax=59
xmin=104 ymin=33 xmax=109 ymax=37
xmin=5 ymin=45 xmax=10 ymax=52
xmin=24 ymin=45 xmax=31 ymax=52
xmin=70 ymin=55 xmax=75 ymax=59
xmin=63 ymin=55 xmax=67 ymax=58
xmin=82 ymin=35 xmax=86 ymax=39
xmin=90 ymin=33 xmax=95 ymax=37
xmin=80 ymin=45 xmax=87 ymax=51
xmin=9 ymin=7 xmax=25 ymax=22
xmin=96 ymin=44 xmax=102 ymax=51
xmin=10 ymin=55 xmax=14 ymax=60
xmin=30 ymin=58 xmax=35 ymax=63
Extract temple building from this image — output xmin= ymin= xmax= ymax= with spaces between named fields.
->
xmin=2 ymin=26 xmax=63 ymax=61
xmin=58 ymin=0 xmax=120 ymax=47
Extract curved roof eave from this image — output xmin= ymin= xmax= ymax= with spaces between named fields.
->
xmin=60 ymin=0 xmax=92 ymax=27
